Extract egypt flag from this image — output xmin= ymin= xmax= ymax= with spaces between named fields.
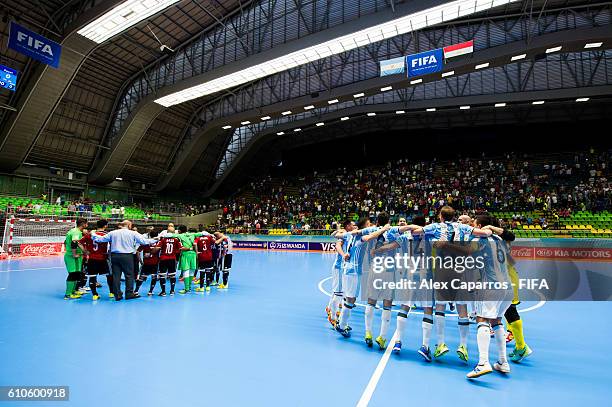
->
xmin=443 ymin=40 xmax=474 ymax=59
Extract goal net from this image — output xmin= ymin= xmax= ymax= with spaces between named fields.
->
xmin=2 ymin=216 xmax=76 ymax=256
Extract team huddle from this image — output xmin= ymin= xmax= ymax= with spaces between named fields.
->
xmin=325 ymin=206 xmax=533 ymax=379
xmin=63 ymin=219 xmax=234 ymax=300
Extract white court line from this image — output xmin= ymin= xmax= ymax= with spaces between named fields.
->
xmin=0 ymin=266 xmax=65 ymax=273
xmin=318 ymin=276 xmax=545 ymax=316
xmin=356 ymin=329 xmax=400 ymax=407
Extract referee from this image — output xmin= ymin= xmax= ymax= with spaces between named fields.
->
xmin=92 ymin=220 xmax=157 ymax=301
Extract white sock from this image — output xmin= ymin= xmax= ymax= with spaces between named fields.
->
xmin=339 ymin=303 xmax=352 ymax=329
xmin=458 ymin=317 xmax=470 ymax=347
xmin=422 ymin=316 xmax=433 ymax=348
xmin=379 ymin=309 xmax=391 ymax=339
xmin=477 ymin=323 xmax=491 ymax=365
xmin=365 ymin=304 xmax=375 ymax=334
xmin=330 ymin=294 xmax=341 ymax=319
xmin=435 ymin=312 xmax=445 ymax=345
xmin=396 ymin=311 xmax=408 ymax=342
xmin=493 ymin=324 xmax=508 ymax=363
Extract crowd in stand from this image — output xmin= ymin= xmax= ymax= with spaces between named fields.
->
xmin=216 ymin=149 xmax=611 ymax=233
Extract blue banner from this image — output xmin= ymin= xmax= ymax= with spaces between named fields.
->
xmin=379 ymin=57 xmax=405 ymax=77
xmin=406 ymin=48 xmax=444 ymax=78
xmin=8 ymin=22 xmax=62 ymax=69
xmin=0 ymin=65 xmax=18 ymax=91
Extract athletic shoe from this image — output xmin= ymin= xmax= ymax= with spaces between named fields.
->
xmin=109 ymin=293 xmax=115 ymax=298
xmin=178 ymin=289 xmax=191 ymax=295
xmin=92 ymin=295 xmax=100 ymax=301
xmin=218 ymin=284 xmax=226 ymax=289
xmin=159 ymin=292 xmax=167 ymax=297
xmin=493 ymin=360 xmax=511 ymax=373
xmin=169 ymin=291 xmax=175 ymax=296
xmin=193 ymin=279 xmax=200 ymax=285
xmin=76 ymin=289 xmax=88 ymax=295
xmin=434 ymin=343 xmax=449 ymax=358
xmin=392 ymin=341 xmax=402 ymax=354
xmin=375 ymin=336 xmax=387 ymax=350
xmin=335 ymin=325 xmax=351 ymax=338
xmin=82 ymin=286 xmax=91 ymax=292
xmin=457 ymin=344 xmax=468 ymax=362
xmin=509 ymin=345 xmax=532 ymax=363
xmin=195 ymin=287 xmax=204 ymax=292
xmin=365 ymin=331 xmax=373 ymax=347
xmin=506 ymin=329 xmax=514 ymax=343
xmin=418 ymin=345 xmax=432 ymax=362
xmin=64 ymin=294 xmax=80 ymax=300
xmin=205 ymin=286 xmax=211 ymax=292
xmin=147 ymin=291 xmax=153 ymax=296
xmin=467 ymin=362 xmax=493 ymax=379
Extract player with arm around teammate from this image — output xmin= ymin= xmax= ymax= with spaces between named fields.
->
xmin=135 ymin=230 xmax=161 ymax=296
xmin=194 ymin=232 xmax=216 ymax=293
xmin=334 ymin=215 xmax=391 ymax=339
xmin=326 ymin=220 xmax=355 ymax=327
xmin=466 ymin=214 xmax=514 ymax=379
xmin=79 ymin=219 xmax=113 ymax=300
xmin=404 ymin=206 xmax=491 ymax=362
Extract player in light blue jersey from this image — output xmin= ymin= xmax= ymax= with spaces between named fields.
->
xmin=405 ymin=206 xmax=492 ymax=362
xmin=334 ymin=216 xmax=390 ymax=338
xmin=466 ymin=214 xmax=513 ymax=379
xmin=363 ymin=213 xmax=415 ymax=350
xmin=326 ymin=220 xmax=355 ymax=327
xmin=372 ymin=215 xmax=428 ymax=355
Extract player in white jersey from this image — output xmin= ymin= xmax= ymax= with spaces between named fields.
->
xmin=326 ymin=220 xmax=355 ymax=327
xmin=334 ymin=217 xmax=390 ymax=338
xmin=405 ymin=206 xmax=492 ymax=362
xmin=466 ymin=214 xmax=513 ymax=379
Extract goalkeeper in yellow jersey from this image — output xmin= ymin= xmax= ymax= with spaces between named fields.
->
xmin=483 ymin=221 xmax=533 ymax=363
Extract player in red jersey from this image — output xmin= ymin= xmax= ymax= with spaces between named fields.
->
xmin=157 ymin=234 xmax=182 ymax=296
xmin=135 ymin=230 xmax=161 ymax=295
xmin=78 ymin=219 xmax=112 ymax=300
xmin=194 ymin=232 xmax=215 ymax=292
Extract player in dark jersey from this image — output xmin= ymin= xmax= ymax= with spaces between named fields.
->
xmin=135 ymin=230 xmax=161 ymax=295
xmin=211 ymin=238 xmax=221 ymax=286
xmin=158 ymin=234 xmax=182 ymax=296
xmin=78 ymin=219 xmax=112 ymax=300
xmin=194 ymin=232 xmax=216 ymax=292
xmin=215 ymin=232 xmax=233 ymax=289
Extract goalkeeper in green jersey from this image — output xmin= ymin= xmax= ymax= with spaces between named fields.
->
xmin=63 ymin=218 xmax=88 ymax=299
xmin=166 ymin=226 xmax=210 ymax=294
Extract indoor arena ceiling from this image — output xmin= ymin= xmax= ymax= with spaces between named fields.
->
xmin=0 ymin=0 xmax=610 ymax=194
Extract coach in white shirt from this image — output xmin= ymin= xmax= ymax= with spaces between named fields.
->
xmin=93 ymin=220 xmax=156 ymax=301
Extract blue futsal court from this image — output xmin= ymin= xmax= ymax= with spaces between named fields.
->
xmin=0 ymin=251 xmax=610 ymax=406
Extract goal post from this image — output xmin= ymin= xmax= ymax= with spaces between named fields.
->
xmin=2 ymin=216 xmax=76 ymax=257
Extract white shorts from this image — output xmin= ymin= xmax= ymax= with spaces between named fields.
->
xmin=342 ymin=273 xmax=360 ymax=299
xmin=475 ymin=300 xmax=512 ymax=319
xmin=331 ymin=265 xmax=342 ymax=294
xmin=365 ymin=269 xmax=395 ymax=302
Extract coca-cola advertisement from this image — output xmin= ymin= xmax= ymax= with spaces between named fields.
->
xmin=19 ymin=243 xmax=64 ymax=256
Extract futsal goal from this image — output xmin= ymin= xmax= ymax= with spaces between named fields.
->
xmin=1 ymin=216 xmax=76 ymax=257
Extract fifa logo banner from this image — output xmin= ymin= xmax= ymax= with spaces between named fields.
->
xmin=8 ymin=22 xmax=62 ymax=68
xmin=379 ymin=57 xmax=405 ymax=77
xmin=406 ymin=48 xmax=444 ymax=78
